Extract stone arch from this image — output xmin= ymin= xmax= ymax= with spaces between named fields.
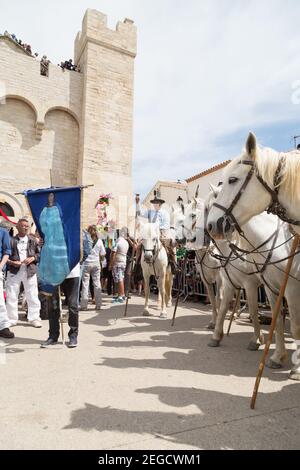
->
xmin=0 ymin=96 xmax=38 ymax=150
xmin=44 ymin=106 xmax=80 ymax=126
xmin=4 ymin=95 xmax=38 ymax=122
xmin=44 ymin=108 xmax=79 ymax=187
xmin=0 ymin=191 xmax=25 ymax=221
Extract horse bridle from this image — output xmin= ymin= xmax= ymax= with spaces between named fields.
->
xmin=183 ymin=200 xmax=211 ymax=245
xmin=212 ymin=157 xmax=300 ymax=236
xmin=142 ymin=238 xmax=159 ymax=260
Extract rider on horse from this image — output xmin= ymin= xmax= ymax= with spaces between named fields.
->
xmin=135 ymin=192 xmax=178 ymax=274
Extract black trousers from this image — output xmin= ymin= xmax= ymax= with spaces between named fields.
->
xmin=48 ymin=277 xmax=80 ymax=340
xmin=107 ymin=270 xmax=114 ymax=296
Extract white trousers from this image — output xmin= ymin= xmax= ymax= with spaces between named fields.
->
xmin=0 ymin=274 xmax=10 ymax=331
xmin=6 ymin=268 xmax=41 ymax=323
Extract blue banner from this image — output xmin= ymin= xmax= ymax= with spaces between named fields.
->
xmin=24 ymin=187 xmax=81 ymax=286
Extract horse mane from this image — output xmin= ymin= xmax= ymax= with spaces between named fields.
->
xmin=254 ymin=147 xmax=300 ymax=201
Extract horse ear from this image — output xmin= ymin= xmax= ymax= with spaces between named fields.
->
xmin=209 ymin=183 xmax=218 ymax=198
xmin=245 ymin=132 xmax=257 ymax=159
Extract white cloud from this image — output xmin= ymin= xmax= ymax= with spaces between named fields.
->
xmin=2 ymin=1 xmax=300 ymax=197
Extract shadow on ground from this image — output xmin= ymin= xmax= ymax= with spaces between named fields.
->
xmin=63 ymin=383 xmax=300 ymax=450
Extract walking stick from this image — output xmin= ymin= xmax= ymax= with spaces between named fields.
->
xmin=124 ymin=198 xmax=139 ymax=318
xmin=227 ymin=289 xmax=241 ymax=336
xmin=172 ymin=253 xmax=188 ymax=327
xmin=250 ymin=234 xmax=299 ymax=409
xmin=58 ymin=285 xmax=65 ymax=345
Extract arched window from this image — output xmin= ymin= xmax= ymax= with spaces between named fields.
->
xmin=0 ymin=202 xmax=14 ymax=217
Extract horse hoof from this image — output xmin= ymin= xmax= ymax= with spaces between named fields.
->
xmin=266 ymin=359 xmax=282 ymax=369
xmin=289 ymin=371 xmax=300 ymax=381
xmin=206 ymin=322 xmax=215 ymax=330
xmin=143 ymin=310 xmax=150 ymax=317
xmin=208 ymin=339 xmax=220 ymax=348
xmin=159 ymin=313 xmax=167 ymax=319
xmin=247 ymin=341 xmax=260 ymax=351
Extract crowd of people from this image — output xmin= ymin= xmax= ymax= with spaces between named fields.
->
xmin=1 ymin=31 xmax=80 ymax=74
xmin=2 ymin=30 xmax=34 ymax=55
xmin=58 ymin=59 xmax=80 ymax=72
xmin=0 ymin=219 xmax=144 ymax=348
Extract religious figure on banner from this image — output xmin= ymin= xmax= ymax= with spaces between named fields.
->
xmin=24 ymin=186 xmax=81 ymax=291
xmin=38 ymin=192 xmax=70 ymax=285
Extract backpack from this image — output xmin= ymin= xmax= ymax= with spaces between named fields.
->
xmin=82 ymin=230 xmax=93 ymax=262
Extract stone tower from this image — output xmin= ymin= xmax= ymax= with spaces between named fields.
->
xmin=75 ymin=10 xmax=137 ymax=226
xmin=0 ymin=9 xmax=136 ymax=227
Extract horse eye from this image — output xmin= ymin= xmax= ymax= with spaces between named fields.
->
xmin=217 ymin=181 xmax=223 ymax=187
xmin=228 ymin=177 xmax=239 ymax=184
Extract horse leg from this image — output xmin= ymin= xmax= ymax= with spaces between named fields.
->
xmin=143 ymin=274 xmax=150 ymax=316
xmin=264 ymin=288 xmax=287 ymax=369
xmin=246 ymin=284 xmax=264 ymax=351
xmin=205 ymin=282 xmax=217 ymax=330
xmin=216 ymin=276 xmax=222 ymax=311
xmin=165 ymin=273 xmax=173 ymax=308
xmin=208 ymin=284 xmax=234 ymax=347
xmin=158 ymin=273 xmax=167 ymax=319
xmin=157 ymin=291 xmax=161 ymax=310
xmin=290 ymin=341 xmax=300 ymax=381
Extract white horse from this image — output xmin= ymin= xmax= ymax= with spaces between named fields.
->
xmin=175 ymin=198 xmax=223 ymax=330
xmin=139 ymin=222 xmax=173 ymax=319
xmin=188 ymin=194 xmax=264 ymax=350
xmin=195 ymin=246 xmax=223 ymax=330
xmin=207 ymin=134 xmax=300 ymax=380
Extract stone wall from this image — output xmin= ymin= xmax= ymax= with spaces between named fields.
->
xmin=0 ymin=8 xmax=136 ymax=227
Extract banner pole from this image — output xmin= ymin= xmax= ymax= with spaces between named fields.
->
xmin=250 ymin=234 xmax=299 ymax=409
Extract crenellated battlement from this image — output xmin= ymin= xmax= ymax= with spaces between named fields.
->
xmin=74 ymin=9 xmax=137 ymax=64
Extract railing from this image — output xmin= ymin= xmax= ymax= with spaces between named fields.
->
xmin=172 ymin=256 xmax=269 ymax=308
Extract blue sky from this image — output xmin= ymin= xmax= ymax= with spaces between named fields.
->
xmin=2 ymin=0 xmax=300 ymax=198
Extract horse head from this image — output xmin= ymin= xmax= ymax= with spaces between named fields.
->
xmin=207 ymin=132 xmax=272 ymax=239
xmin=139 ymin=221 xmax=160 ymax=264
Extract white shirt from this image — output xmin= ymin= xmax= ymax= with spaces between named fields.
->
xmin=17 ymin=235 xmax=28 ymax=272
xmin=66 ymin=263 xmax=80 ymax=279
xmin=137 ymin=204 xmax=170 ymax=230
xmin=112 ymin=237 xmax=129 ymax=267
xmin=84 ymin=239 xmax=106 ymax=266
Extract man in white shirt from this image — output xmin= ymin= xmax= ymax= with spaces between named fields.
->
xmin=135 ymin=193 xmax=177 ymax=273
xmin=6 ymin=219 xmax=42 ymax=328
xmin=80 ymin=225 xmax=106 ymax=311
xmin=136 ymin=192 xmax=171 ymax=239
xmin=109 ymin=228 xmax=129 ymax=304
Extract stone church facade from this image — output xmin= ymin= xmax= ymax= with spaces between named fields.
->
xmin=0 ymin=9 xmax=136 ymax=227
